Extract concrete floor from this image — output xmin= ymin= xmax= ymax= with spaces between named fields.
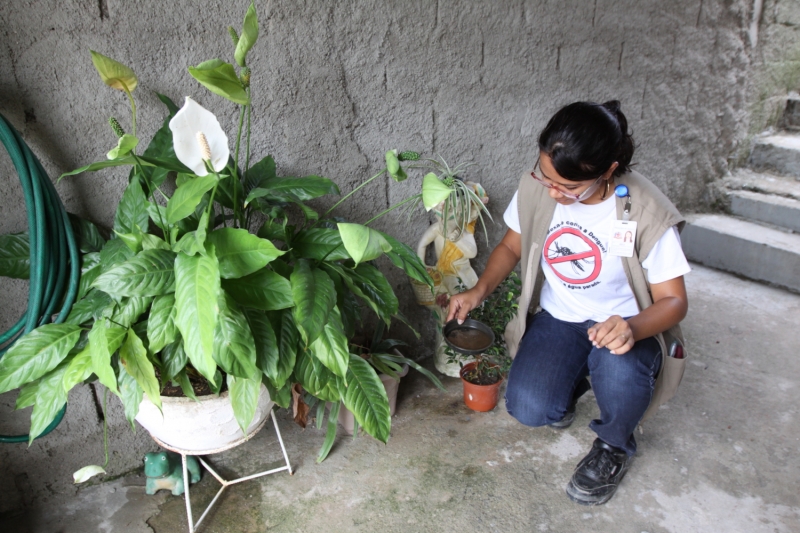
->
xmin=1 ymin=263 xmax=799 ymax=533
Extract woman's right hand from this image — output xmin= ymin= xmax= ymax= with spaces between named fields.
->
xmin=446 ymin=287 xmax=485 ymax=324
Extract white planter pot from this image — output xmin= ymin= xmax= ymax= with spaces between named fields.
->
xmin=135 ymin=384 xmax=273 ymax=453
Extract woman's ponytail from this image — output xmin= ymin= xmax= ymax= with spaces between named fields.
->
xmin=601 ymin=100 xmax=634 ymax=176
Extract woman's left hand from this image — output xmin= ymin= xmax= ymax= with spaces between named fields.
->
xmin=588 ymin=315 xmax=634 ymax=355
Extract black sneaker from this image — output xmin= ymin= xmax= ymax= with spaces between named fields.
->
xmin=566 ymin=438 xmax=631 ymax=505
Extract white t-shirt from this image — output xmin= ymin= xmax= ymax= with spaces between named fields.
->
xmin=503 ymin=191 xmax=691 ymax=323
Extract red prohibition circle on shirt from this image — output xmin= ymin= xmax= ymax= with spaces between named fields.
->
xmin=543 ymin=227 xmax=602 ymax=284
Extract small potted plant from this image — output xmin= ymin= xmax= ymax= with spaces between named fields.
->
xmin=447 ymin=272 xmax=520 ymax=411
xmin=315 ymin=321 xmax=445 ymax=459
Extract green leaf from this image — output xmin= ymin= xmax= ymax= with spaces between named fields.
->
xmin=60 ymin=156 xmax=138 ymax=179
xmin=136 ymin=154 xmax=193 ymax=175
xmin=307 ymin=307 xmax=349 ymax=378
xmin=108 ymin=296 xmax=153 ymax=328
xmin=142 ymin=102 xmax=180 ymax=188
xmin=117 ymin=359 xmax=143 ymax=429
xmin=244 ymin=155 xmax=276 ymax=193
xmin=99 ymin=238 xmax=135 ymax=272
xmin=268 ymin=309 xmax=298 ymax=390
xmin=88 ymin=319 xmax=120 ymax=395
xmin=294 ymin=350 xmax=339 ymax=402
xmin=160 ymin=338 xmax=188 ymax=382
xmin=114 ymin=177 xmax=150 ymax=236
xmin=337 ymin=223 xmax=392 ymax=265
xmin=92 ymin=249 xmax=176 ymax=297
xmin=120 ymin=328 xmax=161 ymax=409
xmin=69 ymin=215 xmax=106 ymax=254
xmin=291 ymin=228 xmax=349 ymax=261
xmin=0 ymin=233 xmax=30 ymax=279
xmin=15 ymin=379 xmax=39 ymax=410
xmin=174 ymin=247 xmax=220 ymax=385
xmin=326 ymin=263 xmax=397 ymax=325
xmin=422 ymin=172 xmax=453 ymax=210
xmin=221 ymin=268 xmax=293 ymax=311
xmin=107 ymin=134 xmax=139 ymax=159
xmin=141 ymin=234 xmax=171 ymax=251
xmin=90 ymin=50 xmax=138 ymax=92
xmin=341 ymin=353 xmax=390 ymax=443
xmin=213 ymin=293 xmax=258 ymax=379
xmin=291 ymin=260 xmax=336 ymax=346
xmin=214 ymin=173 xmax=244 ymax=210
xmin=176 ymin=370 xmax=199 ymax=402
xmin=114 ymin=228 xmax=143 ymax=253
xmin=172 ymin=210 xmax=210 ymax=256
xmin=156 ymin=93 xmax=179 ymax=115
xmin=234 ymin=2 xmax=259 ymax=67
xmin=78 ymin=256 xmax=102 ymax=300
xmin=63 ymin=325 xmax=125 ymax=392
xmin=379 ymin=231 xmax=434 ymax=288
xmin=61 ymin=346 xmax=92 ymax=392
xmin=188 ymin=59 xmax=249 ymax=105
xmin=207 ymin=228 xmax=284 ymax=279
xmin=244 ymin=309 xmax=282 ymax=387
xmin=29 ymin=363 xmax=70 ymax=443
xmin=0 ymin=324 xmax=81 ymax=393
xmin=65 ymin=290 xmax=112 ymax=325
xmin=146 ymin=294 xmax=177 ymax=354
xmin=227 ymin=374 xmax=261 ymax=433
xmin=244 ymin=176 xmax=339 ymax=205
xmin=316 ymin=401 xmax=340 ymax=463
xmin=385 ymin=150 xmax=407 ymax=182
xmin=166 ymin=175 xmax=218 ymax=224
xmin=264 ymin=379 xmax=291 ymax=408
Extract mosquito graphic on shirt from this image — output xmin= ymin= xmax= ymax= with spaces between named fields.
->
xmin=548 ymin=239 xmax=595 ymax=276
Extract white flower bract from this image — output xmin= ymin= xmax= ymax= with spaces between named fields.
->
xmin=169 ymin=97 xmax=230 ymax=176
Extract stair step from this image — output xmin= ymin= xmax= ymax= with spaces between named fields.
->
xmin=682 ymin=214 xmax=800 ymax=293
xmin=722 ymin=168 xmax=800 ymax=201
xmin=749 ymin=133 xmax=800 ymax=178
xmin=729 ymin=190 xmax=800 ymax=233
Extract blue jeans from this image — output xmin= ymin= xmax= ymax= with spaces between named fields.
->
xmin=504 ymin=310 xmax=661 ymax=456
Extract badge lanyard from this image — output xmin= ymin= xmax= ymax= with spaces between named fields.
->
xmin=608 ymin=184 xmax=637 ymax=257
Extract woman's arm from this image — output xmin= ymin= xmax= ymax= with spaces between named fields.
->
xmin=587 ymin=275 xmax=688 ymax=355
xmin=446 ymin=229 xmax=522 ymax=323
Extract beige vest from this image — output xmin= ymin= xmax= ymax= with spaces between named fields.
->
xmin=504 ymin=170 xmax=687 ymax=423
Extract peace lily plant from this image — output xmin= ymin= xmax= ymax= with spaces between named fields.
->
xmin=0 ymin=2 xmax=457 ymax=477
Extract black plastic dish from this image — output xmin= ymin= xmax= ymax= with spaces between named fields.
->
xmin=443 ymin=318 xmax=495 ymax=355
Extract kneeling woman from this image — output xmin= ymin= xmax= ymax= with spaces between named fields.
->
xmin=447 ymin=100 xmax=689 ymax=505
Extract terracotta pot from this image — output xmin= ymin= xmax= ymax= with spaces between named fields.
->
xmin=338 ymin=363 xmax=408 ymax=435
xmin=135 ymin=384 xmax=273 ymax=452
xmin=460 ymin=362 xmax=503 ymax=412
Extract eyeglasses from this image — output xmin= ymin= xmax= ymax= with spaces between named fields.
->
xmin=530 ymin=159 xmax=605 ymax=201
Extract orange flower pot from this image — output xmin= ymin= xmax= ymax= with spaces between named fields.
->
xmin=460 ymin=362 xmax=503 ymax=412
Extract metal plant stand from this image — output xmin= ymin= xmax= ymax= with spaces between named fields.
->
xmin=150 ymin=408 xmax=293 ymax=533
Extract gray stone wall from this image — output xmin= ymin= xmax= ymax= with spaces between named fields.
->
xmin=0 ymin=0 xmax=798 ymax=512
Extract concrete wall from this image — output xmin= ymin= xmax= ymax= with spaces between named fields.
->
xmin=1 ymin=0 xmax=798 ymax=513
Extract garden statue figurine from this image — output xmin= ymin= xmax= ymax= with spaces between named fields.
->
xmin=144 ymin=450 xmax=201 ymax=496
xmin=416 ymin=180 xmax=489 ymax=376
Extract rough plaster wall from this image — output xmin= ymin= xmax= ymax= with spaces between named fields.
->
xmin=0 ymin=0 xmax=798 ymax=513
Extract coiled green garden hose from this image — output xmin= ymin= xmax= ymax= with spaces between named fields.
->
xmin=0 ymin=112 xmax=80 ymax=443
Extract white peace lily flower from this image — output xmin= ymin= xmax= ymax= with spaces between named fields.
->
xmin=169 ymin=97 xmax=230 ymax=176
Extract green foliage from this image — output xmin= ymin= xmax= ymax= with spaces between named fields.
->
xmin=0 ymin=2 xmax=437 ymax=465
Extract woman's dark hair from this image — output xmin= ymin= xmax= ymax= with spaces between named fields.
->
xmin=537 ymin=100 xmax=634 ymax=181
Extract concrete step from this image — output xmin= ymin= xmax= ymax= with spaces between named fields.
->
xmin=728 ymin=190 xmax=800 ymax=233
xmin=682 ymin=214 xmax=800 ymax=293
xmin=722 ymin=168 xmax=800 ymax=201
xmin=748 ymin=133 xmax=800 ymax=179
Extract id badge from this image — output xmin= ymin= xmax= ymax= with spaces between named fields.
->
xmin=609 ymin=220 xmax=637 ymax=257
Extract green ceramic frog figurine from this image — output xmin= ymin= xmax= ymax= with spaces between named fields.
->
xmin=144 ymin=450 xmax=201 ymax=496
